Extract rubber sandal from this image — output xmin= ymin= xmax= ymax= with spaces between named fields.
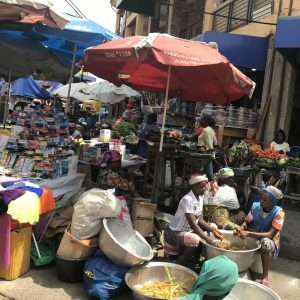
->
xmin=260 ymin=278 xmax=269 ymax=287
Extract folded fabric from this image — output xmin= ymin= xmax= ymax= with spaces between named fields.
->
xmin=0 ymin=176 xmax=21 ymax=184
xmin=20 ymin=186 xmax=43 ymax=198
xmin=7 ymin=191 xmax=40 ymax=224
xmin=0 ymin=199 xmax=8 ymax=215
xmin=0 ymin=213 xmax=12 ymax=267
xmin=39 ymin=188 xmax=56 ymax=214
xmin=0 ymin=189 xmax=25 ymax=204
xmin=2 ymin=181 xmax=25 ymax=190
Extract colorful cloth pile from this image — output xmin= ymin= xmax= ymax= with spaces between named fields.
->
xmin=0 ymin=176 xmax=55 ymax=268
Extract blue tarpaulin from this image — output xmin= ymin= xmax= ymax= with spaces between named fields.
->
xmin=194 ymin=31 xmax=268 ymax=71
xmin=0 ymin=15 xmax=119 ymax=80
xmin=275 ymin=16 xmax=300 ymax=48
xmin=11 ymin=77 xmax=50 ymax=99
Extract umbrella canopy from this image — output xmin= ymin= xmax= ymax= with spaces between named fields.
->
xmin=27 ymin=14 xmax=120 ymax=67
xmin=51 ymin=82 xmax=91 ymax=100
xmin=81 ymin=81 xmax=141 ymax=104
xmin=81 ymin=33 xmax=254 ymax=104
xmin=11 ymin=76 xmax=50 ymax=99
xmin=0 ymin=0 xmax=68 ymax=29
xmin=0 ymin=30 xmax=70 ymax=81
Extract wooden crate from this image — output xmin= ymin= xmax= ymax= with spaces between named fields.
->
xmin=0 ymin=227 xmax=32 ymax=280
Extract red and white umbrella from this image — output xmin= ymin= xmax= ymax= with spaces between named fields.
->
xmin=0 ymin=0 xmax=68 ymax=29
xmin=81 ymin=33 xmax=255 ymax=150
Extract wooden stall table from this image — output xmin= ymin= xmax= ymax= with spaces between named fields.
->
xmin=284 ymin=167 xmax=300 ymax=207
xmin=143 ymin=143 xmax=176 ymax=205
xmin=214 ymin=125 xmax=256 ymax=147
xmin=178 ymin=151 xmax=211 ymax=195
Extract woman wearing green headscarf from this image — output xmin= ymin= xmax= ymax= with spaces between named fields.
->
xmin=172 ymin=255 xmax=238 ymax=300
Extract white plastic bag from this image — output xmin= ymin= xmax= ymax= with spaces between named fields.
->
xmin=71 ymin=188 xmax=121 ymax=239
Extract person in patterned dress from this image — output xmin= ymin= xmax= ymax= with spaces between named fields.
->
xmin=234 ymin=186 xmax=285 ymax=287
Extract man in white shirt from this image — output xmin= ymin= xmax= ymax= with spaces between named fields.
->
xmin=164 ymin=174 xmax=223 ymax=265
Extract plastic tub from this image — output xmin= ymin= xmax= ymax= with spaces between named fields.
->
xmin=55 ymin=255 xmax=86 ymax=283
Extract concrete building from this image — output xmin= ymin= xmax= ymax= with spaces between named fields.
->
xmin=111 ymin=0 xmax=206 ymax=39
xmin=200 ymin=0 xmax=300 ymax=147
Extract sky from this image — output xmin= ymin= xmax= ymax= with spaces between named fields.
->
xmin=52 ymin=0 xmax=117 ymax=32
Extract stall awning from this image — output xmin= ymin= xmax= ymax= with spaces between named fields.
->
xmin=194 ymin=31 xmax=268 ymax=71
xmin=275 ymin=16 xmax=300 ymax=48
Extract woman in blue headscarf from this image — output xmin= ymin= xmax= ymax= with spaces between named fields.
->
xmin=173 ymin=255 xmax=238 ymax=300
xmin=234 ymin=186 xmax=285 ymax=287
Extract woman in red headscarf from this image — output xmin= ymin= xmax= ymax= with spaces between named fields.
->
xmin=97 ymin=150 xmax=135 ymax=195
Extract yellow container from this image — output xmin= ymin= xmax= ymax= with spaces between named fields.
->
xmin=0 ymin=226 xmax=32 ymax=280
xmin=82 ymin=100 xmax=101 ymax=112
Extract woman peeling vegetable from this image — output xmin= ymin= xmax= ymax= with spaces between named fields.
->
xmin=164 ymin=175 xmax=224 ymax=266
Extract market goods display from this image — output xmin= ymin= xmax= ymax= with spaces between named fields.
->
xmin=112 ymin=119 xmax=136 ymax=137
xmin=228 ymin=141 xmax=254 ymax=168
xmin=252 ymin=144 xmax=287 ymax=169
xmin=286 ymin=157 xmax=300 ymax=169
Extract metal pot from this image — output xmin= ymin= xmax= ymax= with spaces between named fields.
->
xmin=99 ymin=218 xmax=153 ymax=267
xmin=125 ymin=261 xmax=198 ymax=300
xmin=203 ymin=230 xmax=261 ymax=272
xmin=224 ymin=278 xmax=281 ymax=300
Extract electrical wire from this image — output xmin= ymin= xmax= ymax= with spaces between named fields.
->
xmin=65 ymin=0 xmax=87 ymax=18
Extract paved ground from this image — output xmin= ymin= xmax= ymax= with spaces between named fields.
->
xmin=0 ymin=256 xmax=299 ymax=300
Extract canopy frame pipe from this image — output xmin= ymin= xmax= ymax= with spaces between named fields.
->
xmin=3 ymin=56 xmax=13 ymax=128
xmin=66 ymin=42 xmax=78 ymax=113
xmin=159 ymin=65 xmax=172 ymax=152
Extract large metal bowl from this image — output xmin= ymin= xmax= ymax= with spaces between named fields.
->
xmin=225 ymin=278 xmax=281 ymax=300
xmin=203 ymin=230 xmax=261 ymax=272
xmin=125 ymin=261 xmax=198 ymax=300
xmin=99 ymin=218 xmax=154 ymax=267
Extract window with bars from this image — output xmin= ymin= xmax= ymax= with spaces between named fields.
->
xmin=213 ymin=0 xmax=274 ymax=32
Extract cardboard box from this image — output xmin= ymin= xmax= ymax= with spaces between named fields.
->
xmin=56 ymin=228 xmax=98 ymax=259
xmin=0 ymin=227 xmax=32 ymax=280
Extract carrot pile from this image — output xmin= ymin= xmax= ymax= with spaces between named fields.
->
xmin=137 ymin=280 xmax=189 ymax=299
xmin=251 ymin=144 xmax=287 ymax=160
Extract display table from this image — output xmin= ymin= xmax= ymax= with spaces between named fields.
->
xmin=214 ymin=125 xmax=256 ymax=147
xmin=284 ymin=167 xmax=300 ymax=203
xmin=39 ymin=173 xmax=85 ymax=198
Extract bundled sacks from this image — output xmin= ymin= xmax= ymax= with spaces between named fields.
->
xmin=71 ymin=189 xmax=121 ymax=240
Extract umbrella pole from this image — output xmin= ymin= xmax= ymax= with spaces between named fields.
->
xmin=3 ymin=57 xmax=13 ymax=128
xmin=65 ymin=43 xmax=78 ymax=114
xmin=159 ymin=65 xmax=171 ymax=152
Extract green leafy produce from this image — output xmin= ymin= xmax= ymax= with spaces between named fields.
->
xmin=112 ymin=119 xmax=135 ymax=137
xmin=228 ymin=141 xmax=254 ymax=168
xmin=286 ymin=157 xmax=300 ymax=169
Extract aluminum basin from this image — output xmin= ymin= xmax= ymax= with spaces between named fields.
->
xmin=99 ymin=218 xmax=153 ymax=267
xmin=225 ymin=279 xmax=281 ymax=300
xmin=125 ymin=261 xmax=198 ymax=300
xmin=203 ymin=230 xmax=261 ymax=272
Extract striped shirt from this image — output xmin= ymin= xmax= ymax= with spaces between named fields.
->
xmin=170 ymin=191 xmax=203 ymax=232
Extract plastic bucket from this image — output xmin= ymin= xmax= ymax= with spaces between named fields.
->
xmin=55 ymin=255 xmax=86 ymax=283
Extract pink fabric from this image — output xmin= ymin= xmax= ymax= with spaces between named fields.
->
xmin=0 ymin=213 xmax=12 ymax=268
xmin=178 ymin=232 xmax=201 ymax=247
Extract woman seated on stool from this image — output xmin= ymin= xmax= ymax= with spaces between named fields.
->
xmin=234 ymin=186 xmax=285 ymax=287
xmin=97 ymin=150 xmax=135 ymax=197
xmin=173 ymin=255 xmax=238 ymax=300
xmin=164 ymin=174 xmax=223 ymax=266
xmin=203 ymin=168 xmax=245 ymax=230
